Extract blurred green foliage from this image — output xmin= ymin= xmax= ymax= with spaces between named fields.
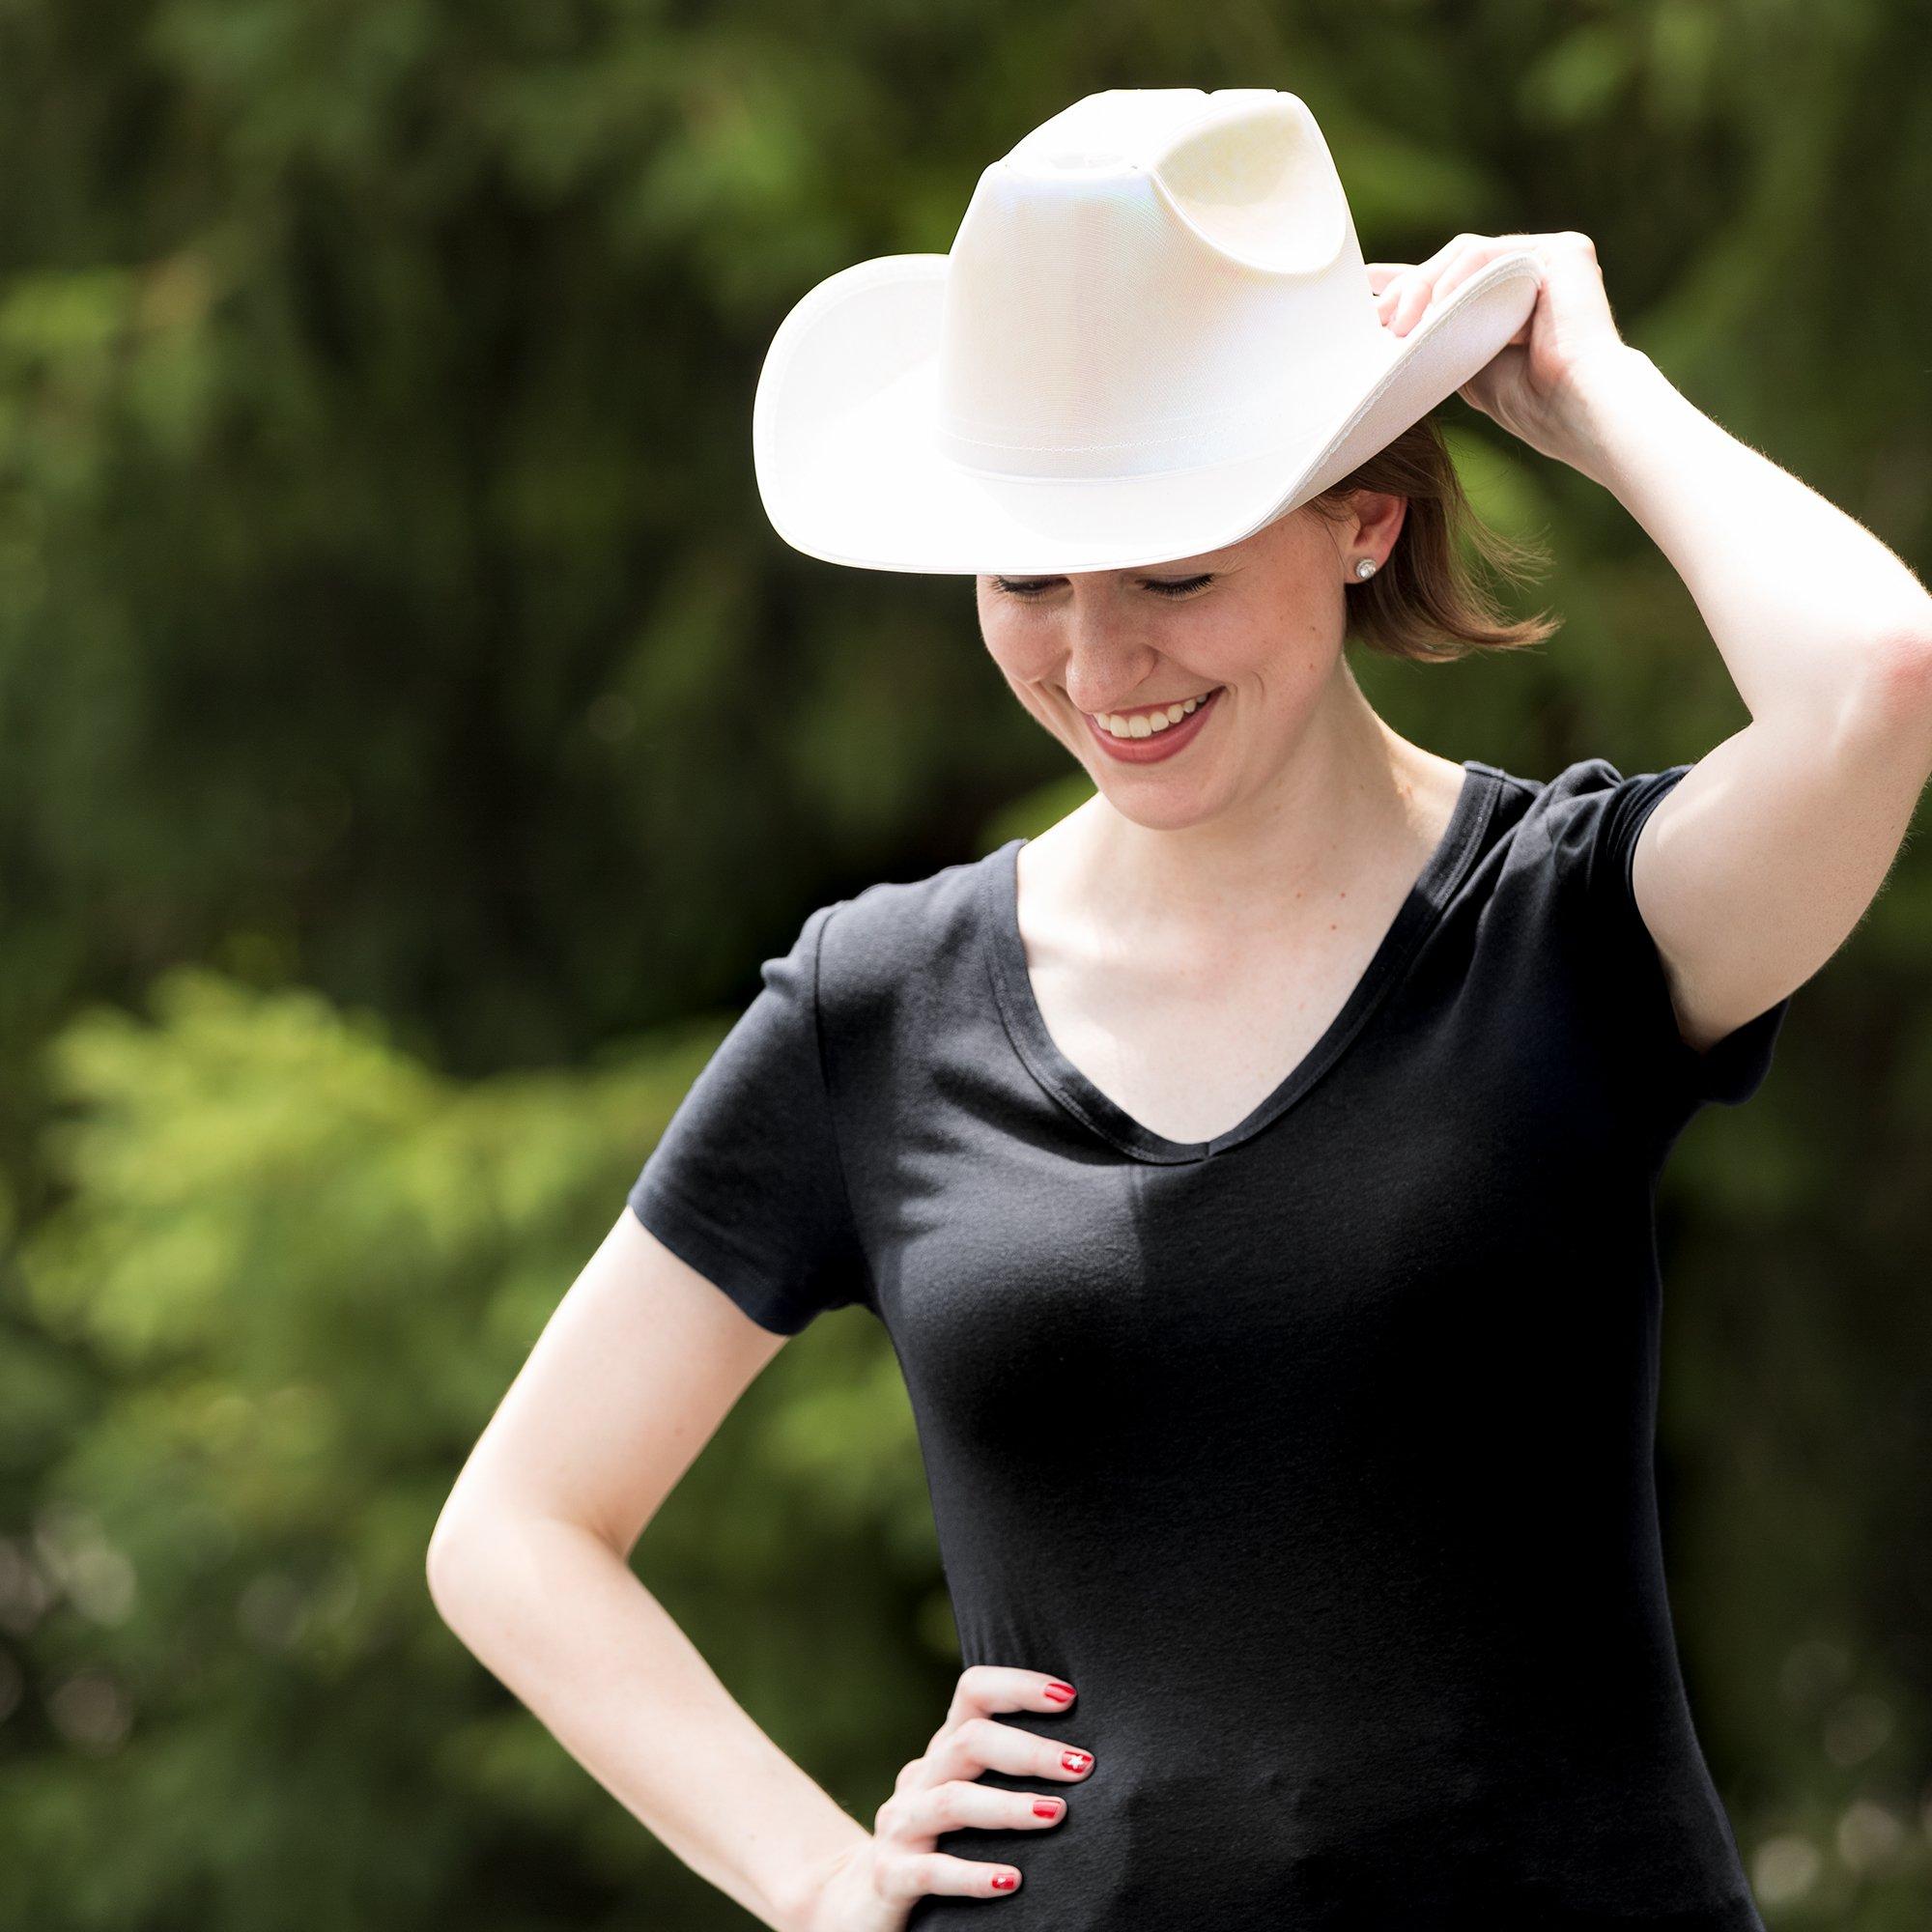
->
xmin=1 ymin=0 xmax=1929 ymax=1927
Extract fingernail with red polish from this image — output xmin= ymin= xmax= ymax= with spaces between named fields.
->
xmin=1043 ymin=1681 xmax=1076 ymax=1703
xmin=1061 ymin=1749 xmax=1092 ymax=1773
xmin=991 ymin=1870 xmax=1019 ymax=1891
xmin=1034 ymin=1798 xmax=1064 ymax=1818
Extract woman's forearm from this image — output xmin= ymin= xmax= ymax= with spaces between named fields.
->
xmin=1553 ymin=345 xmax=1932 ymax=729
xmin=427 ymin=1510 xmax=869 ymax=1931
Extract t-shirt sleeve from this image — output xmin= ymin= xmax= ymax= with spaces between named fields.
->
xmin=626 ymin=900 xmax=872 ymax=1335
xmin=1555 ymin=758 xmax=1793 ymax=1112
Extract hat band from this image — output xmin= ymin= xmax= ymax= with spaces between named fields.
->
xmin=933 ymin=362 xmax=1378 ymax=482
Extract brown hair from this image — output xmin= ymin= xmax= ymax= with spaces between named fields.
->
xmin=1303 ymin=410 xmax=1562 ymax=664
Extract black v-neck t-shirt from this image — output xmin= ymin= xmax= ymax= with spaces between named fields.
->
xmin=627 ymin=756 xmax=1790 ymax=1930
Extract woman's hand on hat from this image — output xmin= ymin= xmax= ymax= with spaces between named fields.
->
xmin=790 ymin=1665 xmax=1086 ymax=1926
xmin=1369 ymin=230 xmax=1638 ymax=466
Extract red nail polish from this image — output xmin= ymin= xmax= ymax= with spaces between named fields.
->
xmin=1044 ymin=1681 xmax=1075 ymax=1702
xmin=991 ymin=1870 xmax=1019 ymax=1890
xmin=1034 ymin=1798 xmax=1063 ymax=1818
xmin=1061 ymin=1749 xmax=1092 ymax=1773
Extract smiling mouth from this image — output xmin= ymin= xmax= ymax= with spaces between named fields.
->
xmin=1084 ymin=687 xmax=1225 ymax=740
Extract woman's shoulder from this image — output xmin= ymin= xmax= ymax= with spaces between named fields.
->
xmin=1450 ymin=752 xmax=1701 ymax=933
xmin=815 ymin=839 xmax=1015 ymax=1018
xmin=1476 ymin=752 xmax=1696 ymax=851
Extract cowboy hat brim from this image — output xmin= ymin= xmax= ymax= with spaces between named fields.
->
xmin=752 ymin=246 xmax=1543 ymax=577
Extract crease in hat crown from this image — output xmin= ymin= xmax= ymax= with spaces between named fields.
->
xmin=933 ymin=88 xmax=1396 ymax=481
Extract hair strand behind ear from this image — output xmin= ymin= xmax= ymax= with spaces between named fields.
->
xmin=1307 ymin=411 xmax=1562 ymax=665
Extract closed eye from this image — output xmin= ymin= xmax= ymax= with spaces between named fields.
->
xmin=993 ymin=574 xmax=1215 ymax=602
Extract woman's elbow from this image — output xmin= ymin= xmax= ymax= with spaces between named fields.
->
xmin=424 ymin=1486 xmax=497 ymax=1629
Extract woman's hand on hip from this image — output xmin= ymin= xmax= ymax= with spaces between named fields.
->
xmin=792 ymin=1665 xmax=1087 ymax=1928
xmin=1368 ymin=229 xmax=1639 ymax=466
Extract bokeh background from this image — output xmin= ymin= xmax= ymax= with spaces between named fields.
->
xmin=2 ymin=4 xmax=1929 ymax=1927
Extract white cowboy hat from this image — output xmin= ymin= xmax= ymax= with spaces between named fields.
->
xmin=752 ymin=86 xmax=1542 ymax=578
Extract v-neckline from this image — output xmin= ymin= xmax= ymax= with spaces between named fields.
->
xmin=980 ymin=759 xmax=1500 ymax=1166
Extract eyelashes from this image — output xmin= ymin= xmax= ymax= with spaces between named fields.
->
xmin=993 ymin=574 xmax=1214 ymax=603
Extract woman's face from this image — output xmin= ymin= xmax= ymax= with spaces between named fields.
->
xmin=975 ymin=494 xmax=1402 ymax=831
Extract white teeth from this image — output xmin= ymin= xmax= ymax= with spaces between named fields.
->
xmin=1094 ymin=691 xmax=1215 ymax=738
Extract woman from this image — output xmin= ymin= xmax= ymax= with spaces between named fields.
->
xmin=426 ymin=91 xmax=1932 ymax=1931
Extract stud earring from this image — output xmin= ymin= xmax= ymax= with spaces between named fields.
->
xmin=1353 ymin=557 xmax=1378 ymax=581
